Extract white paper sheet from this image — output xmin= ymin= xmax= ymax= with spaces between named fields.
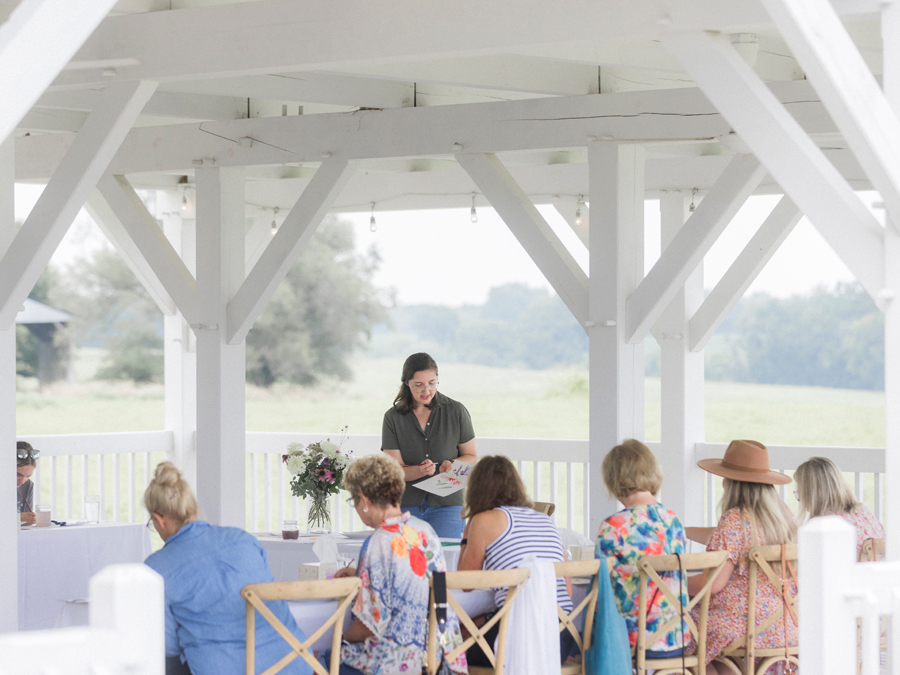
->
xmin=412 ymin=460 xmax=472 ymax=496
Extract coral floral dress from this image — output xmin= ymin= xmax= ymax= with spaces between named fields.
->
xmin=835 ymin=504 xmax=885 ymax=557
xmin=341 ymin=512 xmax=467 ymax=675
xmin=692 ymin=508 xmax=798 ymax=665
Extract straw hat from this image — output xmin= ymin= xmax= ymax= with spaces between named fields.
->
xmin=697 ymin=440 xmax=791 ymax=485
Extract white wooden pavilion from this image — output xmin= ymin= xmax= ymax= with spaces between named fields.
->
xmin=2 ymin=1 xmax=900 ymax=671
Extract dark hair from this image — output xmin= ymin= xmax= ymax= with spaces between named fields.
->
xmin=392 ymin=352 xmax=439 ymax=415
xmin=17 ymin=441 xmax=36 ymax=468
xmin=462 ymin=455 xmax=532 ymax=519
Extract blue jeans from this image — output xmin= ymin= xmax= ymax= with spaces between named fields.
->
xmin=402 ymin=496 xmax=464 ymax=538
xmin=318 ymin=651 xmax=364 ymax=675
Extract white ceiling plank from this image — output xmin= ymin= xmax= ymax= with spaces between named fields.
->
xmin=0 ymin=80 xmax=157 ymax=330
xmin=84 ymin=188 xmax=176 ymax=316
xmin=624 ymin=154 xmax=766 ymax=344
xmin=39 ymin=89 xmax=247 ymax=121
xmin=688 ymin=196 xmax=803 ymax=352
xmin=663 ymin=30 xmax=885 ymax=304
xmin=95 ymin=174 xmax=200 ymax=325
xmin=15 ymin=81 xmax=836 ymax=180
xmin=0 ymin=0 xmax=120 ymax=143
xmin=763 ymin=0 xmax=900 ymax=226
xmin=48 ymin=0 xmax=882 ymax=89
xmin=226 ymin=160 xmax=355 ymax=344
xmin=456 ymin=152 xmax=589 ymax=326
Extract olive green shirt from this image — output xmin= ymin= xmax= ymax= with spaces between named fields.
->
xmin=381 ymin=391 xmax=475 ymax=507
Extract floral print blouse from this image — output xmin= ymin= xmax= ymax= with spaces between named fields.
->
xmin=341 ymin=512 xmax=467 ymax=675
xmin=835 ymin=504 xmax=885 ymax=557
xmin=595 ymin=503 xmax=687 ymax=653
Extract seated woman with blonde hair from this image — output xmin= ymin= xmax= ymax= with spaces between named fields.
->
xmin=143 ymin=462 xmax=311 ymax=675
xmin=794 ymin=456 xmax=884 ymax=556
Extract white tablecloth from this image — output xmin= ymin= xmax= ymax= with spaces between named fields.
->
xmin=18 ymin=521 xmax=153 ymax=631
xmin=256 ymin=533 xmax=462 ymax=582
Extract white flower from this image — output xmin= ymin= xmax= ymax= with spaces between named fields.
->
xmin=286 ymin=455 xmax=306 ymax=476
xmin=320 ymin=440 xmax=339 ymax=455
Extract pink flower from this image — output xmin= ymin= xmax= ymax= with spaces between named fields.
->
xmin=322 ymin=469 xmax=334 ymax=482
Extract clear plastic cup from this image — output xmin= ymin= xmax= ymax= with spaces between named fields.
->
xmin=84 ymin=495 xmax=101 ymax=523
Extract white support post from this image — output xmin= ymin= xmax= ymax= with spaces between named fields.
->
xmin=95 ymin=175 xmax=199 ymax=325
xmin=195 ymin=167 xmax=246 ymax=528
xmin=0 ymin=80 xmax=158 ymax=329
xmin=588 ymin=143 xmax=645 ymax=535
xmin=0 ymin=136 xmax=16 ymax=632
xmin=688 ymin=196 xmax=803 ymax=352
xmin=882 ymin=0 xmax=900 ymax=562
xmin=663 ymin=31 xmax=885 ymax=305
xmin=0 ymin=0 xmax=120 ymax=144
xmin=762 ymin=0 xmax=900 ymax=225
xmin=625 ymin=155 xmax=765 ymax=344
xmin=656 ymin=192 xmax=705 ymax=527
xmin=226 ymin=160 xmax=355 ymax=344
xmin=457 ymin=152 xmax=589 ymax=326
xmin=158 ymin=191 xmax=198 ymax=492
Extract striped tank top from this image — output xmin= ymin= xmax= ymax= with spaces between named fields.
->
xmin=483 ymin=505 xmax=572 ymax=612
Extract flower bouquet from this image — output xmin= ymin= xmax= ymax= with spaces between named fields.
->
xmin=283 ymin=435 xmax=352 ymax=533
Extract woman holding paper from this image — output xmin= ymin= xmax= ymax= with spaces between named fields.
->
xmin=382 ymin=352 xmax=477 ymax=538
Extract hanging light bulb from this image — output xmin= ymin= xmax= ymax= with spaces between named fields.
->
xmin=369 ymin=203 xmax=377 ymax=232
xmin=470 ymin=193 xmax=478 ymax=223
xmin=574 ymin=195 xmax=583 ymax=227
xmin=689 ymin=188 xmax=698 ymax=212
xmin=270 ymin=207 xmax=279 ymax=236
xmin=181 ymin=191 xmax=188 ymax=213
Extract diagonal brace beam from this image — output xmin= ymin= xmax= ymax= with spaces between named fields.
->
xmin=663 ymin=30 xmax=885 ymax=305
xmin=0 ymin=0 xmax=119 ymax=144
xmin=624 ymin=154 xmax=766 ymax=344
xmin=95 ymin=174 xmax=200 ymax=325
xmin=688 ymin=196 xmax=803 ymax=352
xmin=85 ymin=188 xmax=176 ymax=316
xmin=762 ymin=0 xmax=900 ymax=226
xmin=456 ymin=152 xmax=589 ymax=326
xmin=226 ymin=160 xmax=355 ymax=344
xmin=0 ymin=80 xmax=157 ymax=330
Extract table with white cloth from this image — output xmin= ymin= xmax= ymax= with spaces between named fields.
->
xmin=17 ymin=521 xmax=153 ymax=631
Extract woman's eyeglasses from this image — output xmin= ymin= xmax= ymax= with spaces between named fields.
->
xmin=409 ymin=380 xmax=438 ymax=392
xmin=146 ymin=516 xmax=156 ymax=532
xmin=346 ymin=496 xmax=357 ymax=508
xmin=16 ymin=446 xmax=40 ymax=460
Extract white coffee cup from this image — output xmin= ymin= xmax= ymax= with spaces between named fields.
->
xmin=35 ymin=504 xmax=51 ymax=527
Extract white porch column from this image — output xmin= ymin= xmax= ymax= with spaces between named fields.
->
xmin=883 ymin=0 xmax=900 ymax=560
xmin=0 ymin=136 xmax=16 ymax=631
xmin=588 ymin=143 xmax=645 ymax=535
xmin=657 ymin=192 xmax=705 ymax=526
xmin=194 ymin=168 xmax=245 ymax=528
xmin=157 ymin=191 xmax=197 ymax=491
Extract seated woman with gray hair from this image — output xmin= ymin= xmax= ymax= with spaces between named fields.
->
xmin=16 ymin=441 xmax=38 ymax=526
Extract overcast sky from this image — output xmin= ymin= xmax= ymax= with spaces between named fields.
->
xmin=15 ymin=184 xmax=881 ymax=308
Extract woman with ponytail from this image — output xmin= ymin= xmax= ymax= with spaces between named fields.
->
xmin=143 ymin=462 xmax=312 ymax=675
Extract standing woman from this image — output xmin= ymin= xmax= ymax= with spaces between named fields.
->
xmin=382 ymin=353 xmax=477 ymax=538
xmin=17 ymin=441 xmax=38 ymax=526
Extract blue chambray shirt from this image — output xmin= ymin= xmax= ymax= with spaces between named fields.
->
xmin=144 ymin=521 xmax=312 ymax=675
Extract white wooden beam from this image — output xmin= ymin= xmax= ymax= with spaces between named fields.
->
xmin=38 ymin=89 xmax=247 ymax=122
xmin=15 ymin=81 xmax=836 ymax=180
xmin=226 ymin=160 xmax=355 ymax=344
xmin=663 ymin=30 xmax=885 ymax=304
xmin=0 ymin=0 xmax=119 ymax=143
xmin=762 ymin=0 xmax=900 ymax=225
xmin=688 ymin=196 xmax=802 ymax=352
xmin=84 ymin=188 xmax=176 ymax=316
xmin=94 ymin=174 xmax=199 ymax=325
xmin=624 ymin=154 xmax=766 ymax=344
xmin=456 ymin=152 xmax=589 ymax=325
xmin=0 ymin=80 xmax=157 ymax=330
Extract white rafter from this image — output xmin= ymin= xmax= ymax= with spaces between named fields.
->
xmin=226 ymin=160 xmax=355 ymax=344
xmin=38 ymin=89 xmax=247 ymax=122
xmin=663 ymin=30 xmax=885 ymax=304
xmin=688 ymin=196 xmax=803 ymax=352
xmin=95 ymin=174 xmax=200 ymax=326
xmin=0 ymin=0 xmax=119 ymax=143
xmin=0 ymin=80 xmax=156 ymax=330
xmin=456 ymin=152 xmax=589 ymax=326
xmin=624 ymin=155 xmax=766 ymax=344
xmin=762 ymin=0 xmax=900 ymax=226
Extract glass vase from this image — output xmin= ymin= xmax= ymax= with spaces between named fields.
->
xmin=307 ymin=497 xmax=332 ymax=534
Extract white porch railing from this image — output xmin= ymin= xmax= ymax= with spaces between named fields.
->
xmin=24 ymin=432 xmax=887 ymax=539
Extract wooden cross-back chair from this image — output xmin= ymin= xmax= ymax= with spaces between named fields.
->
xmin=713 ymin=544 xmax=799 ymax=675
xmin=557 ymin=557 xmax=615 ymax=675
xmin=859 ymin=538 xmax=885 ymax=562
xmin=424 ymin=567 xmax=530 ymax=675
xmin=241 ymin=577 xmax=362 ymax=675
xmin=634 ymin=550 xmax=731 ymax=675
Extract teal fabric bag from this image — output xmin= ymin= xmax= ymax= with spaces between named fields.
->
xmin=584 ymin=562 xmax=632 ymax=675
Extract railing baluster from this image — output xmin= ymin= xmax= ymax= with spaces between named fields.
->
xmin=293 ymin=495 xmax=299 ymax=522
xmin=855 ymin=472 xmax=864 ymax=503
xmin=581 ymin=462 xmax=589 ymax=538
xmin=335 ymin=492 xmax=343 ymax=533
xmin=113 ymin=453 xmax=121 ymax=522
xmin=99 ymin=454 xmax=106 ymax=521
xmin=265 ymin=452 xmax=273 ymax=532
xmin=128 ymin=453 xmax=135 ymax=523
xmin=778 ymin=470 xmax=787 ymax=502
xmin=32 ymin=460 xmax=41 ymax=509
xmin=65 ymin=455 xmax=72 ymax=520
xmin=251 ymin=453 xmax=259 ymax=533
xmin=550 ymin=462 xmax=558 ymax=524
xmin=707 ymin=473 xmax=715 ymax=527
xmin=143 ymin=453 xmax=151 ymax=519
xmin=566 ymin=463 xmax=575 ymax=530
xmin=533 ymin=461 xmax=541 ymax=501
xmin=278 ymin=455 xmax=286 ymax=531
xmin=49 ymin=456 xmax=56 ymax=518
xmin=875 ymin=473 xmax=884 ymax=522
xmin=81 ymin=454 xmax=88 ymax=519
